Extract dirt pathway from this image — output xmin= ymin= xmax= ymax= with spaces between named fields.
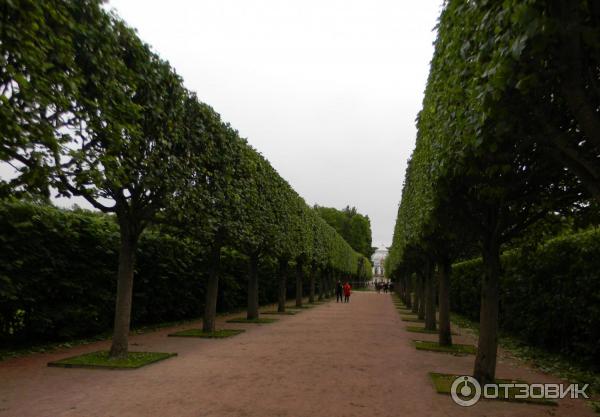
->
xmin=0 ymin=292 xmax=595 ymax=417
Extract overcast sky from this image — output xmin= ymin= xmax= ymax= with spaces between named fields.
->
xmin=3 ymin=1 xmax=443 ymax=248
xmin=109 ymin=0 xmax=444 ymax=248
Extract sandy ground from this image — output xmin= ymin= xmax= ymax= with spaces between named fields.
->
xmin=0 ymin=292 xmax=595 ymax=417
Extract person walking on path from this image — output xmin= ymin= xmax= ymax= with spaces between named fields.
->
xmin=343 ymin=281 xmax=352 ymax=303
xmin=335 ymin=280 xmax=344 ymax=303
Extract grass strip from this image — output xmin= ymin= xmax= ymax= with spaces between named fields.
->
xmin=429 ymin=372 xmax=557 ymax=406
xmin=402 ymin=317 xmax=426 ymax=323
xmin=168 ymin=329 xmax=245 ymax=338
xmin=406 ymin=326 xmax=458 ymax=335
xmin=47 ymin=351 xmax=176 ymax=370
xmin=414 ymin=340 xmax=476 ymax=355
xmin=226 ymin=317 xmax=278 ymax=324
xmin=262 ymin=310 xmax=299 ymax=315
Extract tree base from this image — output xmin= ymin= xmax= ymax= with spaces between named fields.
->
xmin=47 ymin=351 xmax=176 ymax=370
xmin=168 ymin=329 xmax=244 ymax=338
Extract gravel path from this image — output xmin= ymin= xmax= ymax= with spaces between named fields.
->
xmin=0 ymin=292 xmax=595 ymax=417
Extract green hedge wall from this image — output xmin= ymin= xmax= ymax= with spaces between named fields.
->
xmin=451 ymin=229 xmax=600 ymax=367
xmin=0 ymin=201 xmax=286 ymax=347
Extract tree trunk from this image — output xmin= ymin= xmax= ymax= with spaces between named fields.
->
xmin=109 ymin=221 xmax=139 ymax=359
xmin=411 ymin=274 xmax=419 ymax=314
xmin=317 ymin=269 xmax=324 ymax=301
xmin=309 ymin=263 xmax=316 ymax=303
xmin=247 ymin=253 xmax=260 ymax=320
xmin=438 ymin=259 xmax=452 ymax=346
xmin=473 ymin=238 xmax=501 ymax=384
xmin=277 ymin=258 xmax=288 ymax=313
xmin=202 ymin=243 xmax=221 ymax=333
xmin=295 ymin=259 xmax=304 ymax=307
xmin=417 ymin=276 xmax=425 ymax=320
xmin=410 ymin=274 xmax=421 ymax=314
xmin=424 ymin=262 xmax=437 ymax=331
xmin=405 ymin=274 xmax=412 ymax=309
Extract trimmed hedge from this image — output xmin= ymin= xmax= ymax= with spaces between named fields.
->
xmin=451 ymin=228 xmax=600 ymax=367
xmin=0 ymin=201 xmax=285 ymax=347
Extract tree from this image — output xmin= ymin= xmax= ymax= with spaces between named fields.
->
xmin=314 ymin=205 xmax=374 ymax=259
xmin=1 ymin=2 xmax=202 ymax=358
xmin=388 ymin=0 xmax=581 ymax=383
xmin=167 ymin=99 xmax=243 ymax=333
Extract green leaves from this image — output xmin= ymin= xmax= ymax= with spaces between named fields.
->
xmin=314 ymin=205 xmax=374 ymax=259
xmin=1 ymin=0 xmax=368 ymax=281
xmin=388 ymin=0 xmax=589 ymax=277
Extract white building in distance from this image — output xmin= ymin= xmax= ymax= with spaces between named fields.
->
xmin=371 ymin=246 xmax=389 ymax=278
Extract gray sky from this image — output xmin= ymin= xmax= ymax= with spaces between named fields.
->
xmin=3 ymin=1 xmax=443 ymax=248
xmin=106 ymin=0 xmax=444 ymax=248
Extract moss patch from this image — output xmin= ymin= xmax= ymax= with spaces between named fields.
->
xmin=168 ymin=329 xmax=245 ymax=338
xmin=429 ymin=372 xmax=557 ymax=406
xmin=47 ymin=351 xmax=176 ymax=370
xmin=401 ymin=316 xmax=426 ymax=323
xmin=406 ymin=326 xmax=458 ymax=335
xmin=414 ymin=340 xmax=476 ymax=355
xmin=226 ymin=317 xmax=278 ymax=324
xmin=262 ymin=310 xmax=299 ymax=315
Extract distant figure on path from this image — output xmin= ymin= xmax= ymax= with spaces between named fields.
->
xmin=343 ymin=281 xmax=352 ymax=303
xmin=336 ymin=280 xmax=344 ymax=303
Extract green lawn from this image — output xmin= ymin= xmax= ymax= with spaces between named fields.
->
xmin=401 ymin=316 xmax=428 ymax=323
xmin=406 ymin=326 xmax=458 ymax=335
xmin=429 ymin=372 xmax=557 ymax=406
xmin=413 ymin=340 xmax=475 ymax=355
xmin=225 ymin=317 xmax=278 ymax=324
xmin=167 ymin=329 xmax=245 ymax=338
xmin=47 ymin=351 xmax=176 ymax=369
xmin=262 ymin=310 xmax=299 ymax=315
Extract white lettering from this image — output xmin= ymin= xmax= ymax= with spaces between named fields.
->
xmin=484 ymin=384 xmax=499 ymax=399
xmin=529 ymin=384 xmax=544 ymax=399
xmin=545 ymin=384 xmax=559 ymax=399
xmin=514 ymin=383 xmax=529 ymax=399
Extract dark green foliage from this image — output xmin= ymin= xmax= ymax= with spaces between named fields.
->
xmin=314 ymin=205 xmax=374 ymax=259
xmin=451 ymin=229 xmax=600 ymax=367
xmin=0 ymin=201 xmax=118 ymax=343
xmin=0 ymin=201 xmax=278 ymax=347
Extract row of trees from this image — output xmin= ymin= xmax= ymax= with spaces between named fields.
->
xmin=314 ymin=205 xmax=374 ymax=259
xmin=1 ymin=0 xmax=371 ymax=358
xmin=387 ymin=0 xmax=599 ymax=384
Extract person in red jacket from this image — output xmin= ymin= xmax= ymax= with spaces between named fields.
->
xmin=343 ymin=281 xmax=352 ymax=303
